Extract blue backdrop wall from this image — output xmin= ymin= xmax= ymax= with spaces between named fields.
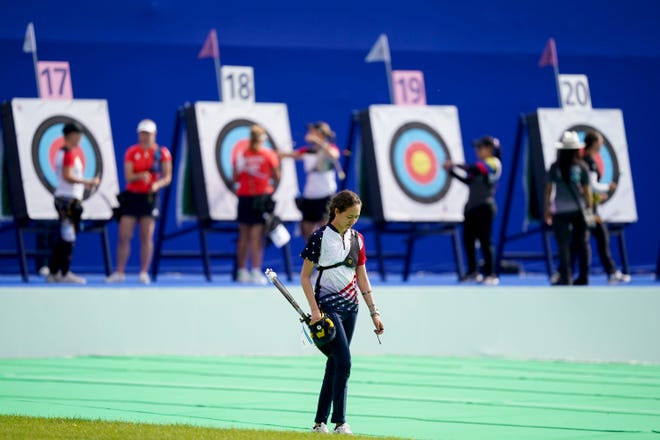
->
xmin=1 ymin=0 xmax=659 ymax=275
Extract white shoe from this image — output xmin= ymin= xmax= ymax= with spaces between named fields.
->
xmin=251 ymin=268 xmax=267 ymax=285
xmin=60 ymin=272 xmax=87 ymax=285
xmin=138 ymin=272 xmax=151 ymax=285
xmin=105 ymin=272 xmax=126 ymax=283
xmin=608 ymin=270 xmax=631 ymax=284
xmin=46 ymin=272 xmax=61 ymax=283
xmin=236 ymin=268 xmax=251 ymax=283
xmin=333 ymin=423 xmax=352 ymax=434
xmin=311 ymin=423 xmax=329 ymax=433
xmin=482 ymin=275 xmax=500 ymax=286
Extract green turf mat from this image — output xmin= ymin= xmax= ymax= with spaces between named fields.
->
xmin=1 ymin=356 xmax=659 ymax=439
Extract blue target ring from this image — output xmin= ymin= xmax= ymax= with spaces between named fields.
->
xmin=389 ymin=122 xmax=452 ymax=203
xmin=215 ymin=119 xmax=277 ymax=192
xmin=31 ymin=116 xmax=103 ymax=200
xmin=570 ymin=124 xmax=620 ymax=203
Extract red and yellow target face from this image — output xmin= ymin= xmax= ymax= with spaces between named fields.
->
xmin=405 ymin=142 xmax=439 ymax=185
xmin=389 ymin=122 xmax=451 ymax=203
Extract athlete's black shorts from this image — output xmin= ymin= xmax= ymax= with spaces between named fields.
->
xmin=119 ymin=191 xmax=159 ymax=218
xmin=237 ymin=195 xmax=270 ymax=224
xmin=298 ymin=196 xmax=331 ymax=223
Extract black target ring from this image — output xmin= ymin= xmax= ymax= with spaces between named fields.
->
xmin=31 ymin=116 xmax=103 ymax=200
xmin=215 ymin=119 xmax=279 ymax=193
xmin=567 ymin=124 xmax=620 ymax=203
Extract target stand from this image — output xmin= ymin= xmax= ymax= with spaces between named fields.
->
xmin=656 ymin=242 xmax=660 ymax=281
xmin=0 ymin=99 xmax=119 ymax=281
xmin=496 ymin=110 xmax=636 ymax=278
xmin=344 ymin=106 xmax=468 ymax=280
xmin=152 ymin=103 xmax=299 ymax=282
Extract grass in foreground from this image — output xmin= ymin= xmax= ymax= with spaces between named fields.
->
xmin=0 ymin=415 xmax=403 ymax=439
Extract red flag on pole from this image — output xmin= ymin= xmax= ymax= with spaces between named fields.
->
xmin=538 ymin=38 xmax=558 ymax=67
xmin=198 ymin=29 xmax=219 ymax=59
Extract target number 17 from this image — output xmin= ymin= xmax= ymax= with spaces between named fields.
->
xmin=392 ymin=70 xmax=426 ymax=106
xmin=221 ymin=66 xmax=255 ymax=104
xmin=37 ymin=61 xmax=73 ymax=100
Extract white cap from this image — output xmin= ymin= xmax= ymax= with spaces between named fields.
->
xmin=556 ymin=131 xmax=584 ymax=150
xmin=137 ymin=119 xmax=157 ymax=134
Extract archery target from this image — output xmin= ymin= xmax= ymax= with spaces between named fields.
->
xmin=32 ymin=116 xmax=103 ymax=199
xmin=366 ymin=105 xmax=468 ymax=222
xmin=570 ymin=124 xmax=619 ymax=202
xmin=537 ymin=108 xmax=637 ymax=223
xmin=390 ymin=121 xmax=452 ymax=203
xmin=192 ymin=102 xmax=300 ymax=221
xmin=215 ymin=119 xmax=278 ymax=191
xmin=8 ymin=99 xmax=119 ymax=220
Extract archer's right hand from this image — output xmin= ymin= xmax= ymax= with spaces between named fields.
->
xmin=310 ymin=310 xmax=323 ymax=324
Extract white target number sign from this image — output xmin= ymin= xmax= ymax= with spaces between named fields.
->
xmin=221 ymin=66 xmax=255 ymax=104
xmin=559 ymin=74 xmax=592 ymax=111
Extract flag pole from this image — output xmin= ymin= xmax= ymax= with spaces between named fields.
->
xmin=385 ymin=59 xmax=394 ymax=104
xmin=213 ymin=54 xmax=223 ymax=102
xmin=553 ymin=62 xmax=561 ymax=108
xmin=365 ymin=34 xmax=394 ymax=104
xmin=25 ymin=22 xmax=41 ymax=97
xmin=31 ymin=44 xmax=40 ymax=98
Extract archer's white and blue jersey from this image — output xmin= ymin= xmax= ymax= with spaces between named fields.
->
xmin=301 ymin=224 xmax=366 ymax=312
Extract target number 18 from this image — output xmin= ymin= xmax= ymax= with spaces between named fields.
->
xmin=559 ymin=74 xmax=592 ymax=110
xmin=392 ymin=70 xmax=426 ymax=106
xmin=221 ymin=66 xmax=255 ymax=104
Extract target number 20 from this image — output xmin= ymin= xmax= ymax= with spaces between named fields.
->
xmin=559 ymin=74 xmax=592 ymax=110
xmin=221 ymin=66 xmax=255 ymax=104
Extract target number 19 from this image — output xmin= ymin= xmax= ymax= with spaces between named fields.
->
xmin=221 ymin=66 xmax=255 ymax=104
xmin=392 ymin=70 xmax=427 ymax=106
xmin=559 ymin=74 xmax=592 ymax=110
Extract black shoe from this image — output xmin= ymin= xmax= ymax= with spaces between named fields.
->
xmin=460 ymin=271 xmax=483 ymax=283
xmin=550 ymin=273 xmax=571 ymax=286
xmin=573 ymin=277 xmax=588 ymax=286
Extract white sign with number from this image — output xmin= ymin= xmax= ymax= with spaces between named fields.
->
xmin=221 ymin=66 xmax=255 ymax=104
xmin=559 ymin=74 xmax=592 ymax=110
